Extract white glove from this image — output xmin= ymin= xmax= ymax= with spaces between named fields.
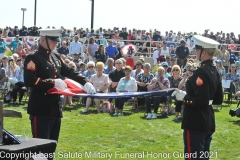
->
xmin=172 ymin=88 xmax=186 ymax=101
xmin=54 ymin=79 xmax=67 ymax=91
xmin=83 ymin=82 xmax=96 ymax=94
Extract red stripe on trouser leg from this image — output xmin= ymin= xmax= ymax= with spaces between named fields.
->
xmin=187 ymin=130 xmax=192 ymax=160
xmin=33 ymin=116 xmax=38 ymax=138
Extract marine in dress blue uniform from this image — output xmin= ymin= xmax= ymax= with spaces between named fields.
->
xmin=181 ymin=35 xmax=223 ymax=160
xmin=24 ymin=29 xmax=95 ymax=157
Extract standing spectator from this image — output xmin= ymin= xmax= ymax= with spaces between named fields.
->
xmin=9 ymin=35 xmax=23 ymax=53
xmin=215 ymin=60 xmax=226 ymax=79
xmin=106 ymin=40 xmax=118 ymax=59
xmin=175 ymin=40 xmax=189 ymax=68
xmin=94 ymin=45 xmax=108 ymax=64
xmin=61 ymin=29 xmax=69 ymax=37
xmin=145 ymin=66 xmax=170 ymax=119
xmin=0 ymin=37 xmax=6 ymax=59
xmin=127 ymin=30 xmax=132 ymax=44
xmin=160 ymin=41 xmax=170 ymax=57
xmin=13 ymin=26 xmax=19 ymax=36
xmin=114 ymin=66 xmax=137 ymax=116
xmin=104 ymin=58 xmax=116 ymax=75
xmin=69 ymin=35 xmax=81 ymax=55
xmin=14 ymin=42 xmax=26 ymax=58
xmin=218 ymin=45 xmax=230 ymax=72
xmin=87 ymin=37 xmax=98 ymax=62
xmin=58 ymin=41 xmax=69 ymax=55
xmin=119 ymin=28 xmax=128 ymax=41
xmin=153 ymin=45 xmax=161 ymax=65
xmin=115 ymin=43 xmax=123 ymax=60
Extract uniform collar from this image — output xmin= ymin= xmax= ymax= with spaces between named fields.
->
xmin=200 ymin=59 xmax=213 ymax=67
xmin=38 ymin=45 xmax=51 ymax=55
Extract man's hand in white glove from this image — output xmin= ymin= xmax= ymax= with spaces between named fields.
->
xmin=172 ymin=88 xmax=186 ymax=101
xmin=175 ymin=90 xmax=186 ymax=101
xmin=54 ymin=79 xmax=67 ymax=91
xmin=83 ymin=82 xmax=96 ymax=94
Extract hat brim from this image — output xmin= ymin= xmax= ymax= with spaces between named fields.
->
xmin=46 ymin=36 xmax=60 ymax=42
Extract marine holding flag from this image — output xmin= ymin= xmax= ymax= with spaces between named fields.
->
xmin=24 ymin=29 xmax=96 ymax=158
xmin=181 ymin=35 xmax=223 ymax=160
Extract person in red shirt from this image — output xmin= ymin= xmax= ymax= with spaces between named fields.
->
xmin=228 ymin=40 xmax=237 ymax=51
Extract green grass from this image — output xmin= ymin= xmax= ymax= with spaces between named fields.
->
xmin=3 ymin=99 xmax=240 ymax=160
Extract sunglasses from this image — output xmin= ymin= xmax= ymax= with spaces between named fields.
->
xmin=173 ymin=69 xmax=179 ymax=71
xmin=88 ymin=66 xmax=94 ymax=68
xmin=115 ymin=63 xmax=122 ymax=64
xmin=231 ymin=66 xmax=236 ymax=68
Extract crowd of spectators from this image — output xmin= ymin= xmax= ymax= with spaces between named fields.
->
xmin=1 ymin=25 xmax=240 ymax=120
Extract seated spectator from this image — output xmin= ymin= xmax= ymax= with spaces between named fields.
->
xmin=11 ymin=59 xmax=26 ymax=105
xmin=6 ymin=57 xmax=19 ymax=86
xmin=83 ymin=61 xmax=96 ymax=80
xmin=145 ymin=67 xmax=170 ymax=119
xmin=229 ymin=52 xmax=237 ymax=65
xmin=168 ymin=65 xmax=183 ymax=121
xmin=155 ymin=62 xmax=171 ymax=78
xmin=14 ymin=42 xmax=26 ymax=58
xmin=31 ymin=40 xmax=39 ymax=52
xmin=119 ymin=58 xmax=126 ymax=68
xmin=0 ymin=60 xmax=10 ymax=91
xmin=131 ymin=60 xmax=144 ymax=79
xmin=236 ymin=61 xmax=240 ymax=75
xmin=215 ymin=59 xmax=226 ymax=79
xmin=109 ymin=59 xmax=125 ymax=104
xmin=224 ymin=64 xmax=240 ymax=102
xmin=63 ymin=62 xmax=77 ymax=108
xmin=218 ymin=45 xmax=230 ymax=72
xmin=114 ymin=66 xmax=137 ymax=116
xmin=167 ymin=37 xmax=176 ymax=48
xmin=228 ymin=40 xmax=237 ymax=51
xmin=94 ymin=44 xmax=108 ymax=64
xmin=73 ymin=53 xmax=82 ymax=72
xmin=0 ymin=37 xmax=7 ymax=58
xmin=99 ymin=36 xmax=108 ymax=46
xmin=136 ymin=63 xmax=154 ymax=106
xmin=104 ymin=58 xmax=116 ymax=75
xmin=12 ymin=53 xmax=19 ymax=62
xmin=57 ymin=41 xmax=69 ymax=55
xmin=82 ymin=62 xmax=110 ymax=113
xmin=165 ymin=56 xmax=172 ymax=73
xmin=79 ymin=63 xmax=86 ymax=74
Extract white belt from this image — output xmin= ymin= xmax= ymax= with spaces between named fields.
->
xmin=209 ymin=100 xmax=213 ymax=105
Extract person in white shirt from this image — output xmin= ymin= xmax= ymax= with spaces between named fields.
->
xmin=160 ymin=41 xmax=170 ymax=57
xmin=153 ymin=45 xmax=161 ymax=65
xmin=69 ymin=35 xmax=82 ymax=55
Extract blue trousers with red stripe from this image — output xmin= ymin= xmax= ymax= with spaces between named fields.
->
xmin=30 ymin=116 xmax=61 ymax=153
xmin=183 ymin=130 xmax=212 ymax=160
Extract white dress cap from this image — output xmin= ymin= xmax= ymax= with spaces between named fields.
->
xmin=39 ymin=29 xmax=61 ymax=37
xmin=193 ymin=35 xmax=220 ymax=49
